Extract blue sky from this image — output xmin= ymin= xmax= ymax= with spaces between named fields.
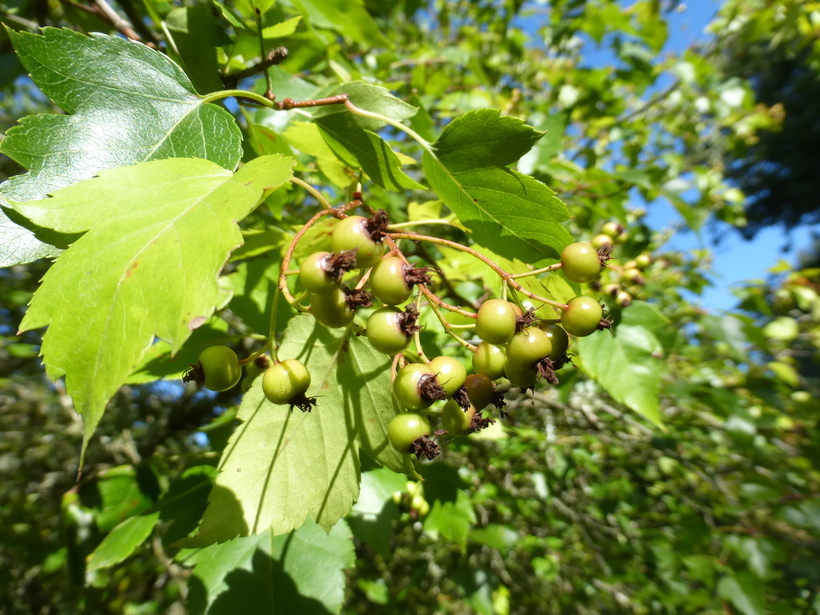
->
xmin=638 ymin=2 xmax=819 ymax=311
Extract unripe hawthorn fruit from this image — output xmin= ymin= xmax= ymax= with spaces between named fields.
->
xmin=475 ymin=299 xmax=518 ymax=345
xmin=561 ymin=242 xmax=602 ymax=283
xmin=616 ymin=291 xmax=633 ymax=307
xmin=366 ymin=307 xmax=411 ymax=355
xmin=561 ymin=296 xmax=603 ymax=337
xmin=622 ymin=267 xmax=644 ymax=284
xmin=196 ymin=346 xmax=242 ymax=391
xmin=370 ymin=257 xmax=412 ymax=305
xmin=506 ymin=328 xmax=552 ymax=368
xmin=463 ymin=374 xmax=494 ymax=410
xmin=393 ymin=363 xmax=437 ymax=411
xmin=541 ymin=323 xmax=569 ymax=360
xmin=429 ymin=356 xmax=467 ymax=397
xmin=311 ymin=288 xmax=354 ymax=328
xmin=441 ymin=399 xmax=476 ymax=437
xmin=472 ymin=342 xmax=506 ymax=380
xmin=262 ymin=359 xmax=311 ymax=405
xmin=299 ymin=251 xmax=338 ymax=295
xmin=388 ymin=412 xmax=432 ymax=454
xmin=601 ymin=221 xmax=624 ymax=239
xmin=591 ymin=234 xmax=614 ymax=251
xmin=635 ymin=253 xmax=652 ymax=269
xmin=503 ymin=359 xmax=537 ymax=388
xmin=331 ymin=215 xmax=385 ymax=269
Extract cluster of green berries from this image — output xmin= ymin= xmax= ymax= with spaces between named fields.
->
xmin=184 ymin=210 xmax=614 ymax=461
xmin=589 ymin=220 xmax=653 ymax=307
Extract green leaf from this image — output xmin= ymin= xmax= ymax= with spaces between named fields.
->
xmin=0 ymin=27 xmax=242 ymax=266
xmin=86 ymin=512 xmax=160 ymax=572
xmin=423 ymin=490 xmax=476 ymax=551
xmin=261 ymin=16 xmax=302 ymax=39
xmin=158 ymin=465 xmax=219 ymax=546
xmin=291 ymin=0 xmax=388 ymax=47
xmin=185 ymin=519 xmax=354 ymax=615
xmin=423 ymin=153 xmax=572 ymax=267
xmin=717 ymin=572 xmax=765 ymax=615
xmin=431 ymin=109 xmax=545 ymax=172
xmin=14 ymin=155 xmax=294 ymax=463
xmin=347 ymin=468 xmax=405 ymax=556
xmin=179 ymin=316 xmax=402 ymax=546
xmin=77 ymin=465 xmax=161 ymax=532
xmin=318 ymin=123 xmax=424 ymax=191
xmin=311 ymin=81 xmax=417 ymax=132
xmin=575 ymin=302 xmax=668 ymax=427
xmin=165 ymin=6 xmax=231 ymax=94
xmin=283 ymin=121 xmax=353 ymax=188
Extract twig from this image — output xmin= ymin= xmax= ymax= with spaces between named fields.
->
xmin=223 ymin=47 xmax=289 ymax=87
xmin=92 ymin=0 xmax=143 ymax=41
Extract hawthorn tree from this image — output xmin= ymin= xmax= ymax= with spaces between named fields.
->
xmin=0 ymin=1 xmax=818 ymax=614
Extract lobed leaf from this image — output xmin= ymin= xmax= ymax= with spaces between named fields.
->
xmin=184 ymin=519 xmax=354 ymax=615
xmin=575 ymin=301 xmax=668 ymax=427
xmin=13 ymin=155 xmax=294 ymax=462
xmin=423 ymin=153 xmax=573 ymax=267
xmin=432 ymin=109 xmax=545 ymax=172
xmin=180 ymin=316 xmax=402 ymax=546
xmin=0 ymin=27 xmax=243 ymax=266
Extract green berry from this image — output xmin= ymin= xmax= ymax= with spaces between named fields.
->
xmin=331 ymin=216 xmax=385 ymax=269
xmin=561 ymin=242 xmax=602 ymax=283
xmin=311 ymin=288 xmax=354 ymax=328
xmin=366 ymin=307 xmax=412 ymax=355
xmin=505 ymin=328 xmax=552 ymax=368
xmin=441 ymin=399 xmax=476 ymax=437
xmin=429 ymin=355 xmax=467 ymax=397
xmin=370 ymin=257 xmax=412 ymax=305
xmin=463 ymin=374 xmax=494 ymax=410
xmin=388 ymin=412 xmax=432 ymax=453
xmin=262 ymin=359 xmax=311 ymax=405
xmin=197 ymin=346 xmax=241 ymax=392
xmin=299 ymin=251 xmax=338 ymax=294
xmin=561 ymin=296 xmax=603 ymax=337
xmin=475 ymin=299 xmax=518 ymax=345
xmin=472 ymin=342 xmax=507 ymax=380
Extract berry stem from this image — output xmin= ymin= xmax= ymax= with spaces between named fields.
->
xmin=254 ymin=8 xmax=274 ymax=96
xmin=387 ymin=219 xmax=459 ymax=230
xmin=278 ymin=207 xmax=338 ymax=306
xmin=290 ymin=177 xmax=333 ymax=210
xmin=509 ymin=263 xmax=564 ymax=278
xmin=200 ymin=88 xmax=275 ymax=108
xmin=390 ymin=232 xmax=570 ymax=311
xmin=382 ymin=235 xmax=477 ymax=318
xmin=411 ymin=294 xmax=430 ymax=363
xmin=425 ymin=297 xmax=477 ymax=352
xmin=267 ymin=270 xmax=281 ymax=361
xmin=239 ymin=345 xmax=271 ymax=366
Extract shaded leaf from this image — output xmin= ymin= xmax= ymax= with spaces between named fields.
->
xmin=717 ymin=572 xmax=765 ymax=615
xmin=86 ymin=513 xmax=160 ymax=572
xmin=185 ymin=519 xmax=354 ymax=615
xmin=180 ymin=316 xmax=401 ymax=545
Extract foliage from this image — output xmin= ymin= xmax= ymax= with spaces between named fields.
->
xmin=705 ymin=0 xmax=820 ymax=236
xmin=0 ymin=1 xmax=818 ymax=614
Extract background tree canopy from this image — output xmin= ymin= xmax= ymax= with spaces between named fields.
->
xmin=0 ymin=1 xmax=818 ymax=614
